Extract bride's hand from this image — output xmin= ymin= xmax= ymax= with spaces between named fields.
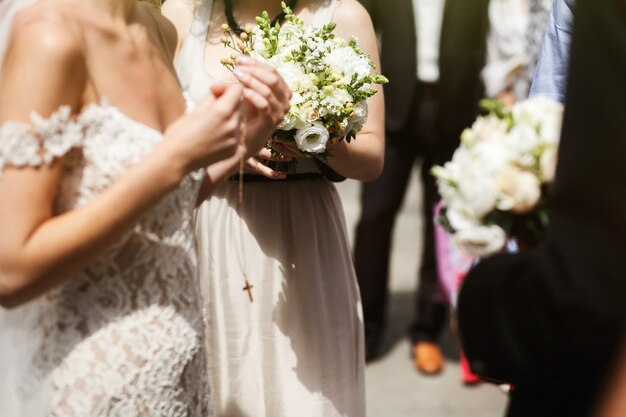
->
xmin=162 ymin=83 xmax=243 ymax=175
xmin=232 ymin=57 xmax=292 ymax=156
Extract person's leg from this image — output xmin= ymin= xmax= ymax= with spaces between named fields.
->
xmin=410 ymin=157 xmax=448 ymax=345
xmin=409 ymin=89 xmax=449 ymax=374
xmin=354 ymin=130 xmax=417 ymax=359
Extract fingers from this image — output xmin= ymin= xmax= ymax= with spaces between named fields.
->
xmin=210 ymin=82 xmax=228 ymax=97
xmin=234 ymin=69 xmax=282 ymax=119
xmin=235 ymin=57 xmax=292 ymax=104
xmin=245 ymin=157 xmax=287 ymax=179
xmin=255 ymin=147 xmax=292 ymax=162
xmin=196 ymin=83 xmax=242 ymax=116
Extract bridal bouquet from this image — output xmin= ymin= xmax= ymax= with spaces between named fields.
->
xmin=431 ymin=96 xmax=564 ymax=257
xmin=221 ymin=2 xmax=388 ymax=172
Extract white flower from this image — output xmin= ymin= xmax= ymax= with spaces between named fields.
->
xmin=462 ymin=115 xmax=508 ymax=146
xmin=455 ymin=225 xmax=507 ymax=257
xmin=507 ymin=123 xmax=541 ymax=167
xmin=496 ymin=167 xmax=542 ymax=214
xmin=278 ymin=111 xmax=307 ymax=131
xmin=294 ymin=121 xmax=330 ymax=154
xmin=447 ymin=200 xmax=481 ymax=232
xmin=323 ymin=46 xmax=371 ymax=84
xmin=540 ymin=146 xmax=558 ymax=183
xmin=274 ymin=61 xmax=313 ymax=92
xmin=348 ymin=101 xmax=368 ymax=133
xmin=512 ymin=95 xmax=563 ymax=144
xmin=330 ymin=88 xmax=353 ymax=105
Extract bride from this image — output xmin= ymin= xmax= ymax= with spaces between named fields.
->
xmin=0 ymin=0 xmax=289 ymax=415
xmin=163 ymin=0 xmax=385 ymax=416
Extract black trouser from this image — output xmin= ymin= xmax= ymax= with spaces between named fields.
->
xmin=354 ymin=83 xmax=450 ymax=350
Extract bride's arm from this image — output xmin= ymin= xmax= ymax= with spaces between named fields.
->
xmin=321 ymin=0 xmax=385 ymax=182
xmin=0 ymin=21 xmax=242 ymax=308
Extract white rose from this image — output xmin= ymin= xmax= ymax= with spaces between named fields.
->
xmin=540 ymin=146 xmax=558 ymax=183
xmin=294 ymin=121 xmax=330 ymax=154
xmin=455 ymin=225 xmax=508 ymax=257
xmin=496 ymin=167 xmax=542 ymax=214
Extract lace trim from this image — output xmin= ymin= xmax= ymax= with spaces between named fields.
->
xmin=0 ymin=106 xmax=83 ymax=176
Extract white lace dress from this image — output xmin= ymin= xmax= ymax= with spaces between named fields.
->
xmin=177 ymin=1 xmax=366 ymax=416
xmin=0 ymin=101 xmax=211 ymax=417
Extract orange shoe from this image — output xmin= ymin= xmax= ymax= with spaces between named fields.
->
xmin=413 ymin=342 xmax=444 ymax=375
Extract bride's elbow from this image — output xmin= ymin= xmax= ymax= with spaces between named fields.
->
xmin=0 ymin=268 xmax=34 ymax=309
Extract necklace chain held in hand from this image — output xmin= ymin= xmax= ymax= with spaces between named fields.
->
xmin=224 ymin=0 xmax=299 ymax=35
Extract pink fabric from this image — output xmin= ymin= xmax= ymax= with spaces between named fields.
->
xmin=434 ymin=204 xmax=475 ymax=307
xmin=434 ymin=203 xmax=480 ymax=383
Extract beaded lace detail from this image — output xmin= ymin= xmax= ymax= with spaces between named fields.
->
xmin=0 ymin=102 xmax=210 ymax=417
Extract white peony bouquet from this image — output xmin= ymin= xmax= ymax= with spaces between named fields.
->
xmin=431 ymin=96 xmax=564 ymax=257
xmin=221 ymin=2 xmax=387 ymax=172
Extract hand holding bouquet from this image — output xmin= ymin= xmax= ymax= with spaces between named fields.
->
xmin=432 ymin=96 xmax=564 ymax=257
xmin=221 ymin=2 xmax=387 ymax=172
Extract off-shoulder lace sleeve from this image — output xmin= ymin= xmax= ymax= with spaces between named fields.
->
xmin=0 ymin=105 xmax=83 ymax=175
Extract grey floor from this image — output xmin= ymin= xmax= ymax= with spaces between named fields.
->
xmin=335 ymin=171 xmax=508 ymax=417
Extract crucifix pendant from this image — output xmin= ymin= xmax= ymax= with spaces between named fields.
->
xmin=243 ymin=280 xmax=254 ymax=303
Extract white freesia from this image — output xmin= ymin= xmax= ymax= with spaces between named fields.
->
xmin=324 ymin=46 xmax=372 ymax=84
xmin=294 ymin=122 xmax=330 ymax=154
xmin=454 ymin=225 xmax=508 ymax=257
xmin=496 ymin=167 xmax=542 ymax=214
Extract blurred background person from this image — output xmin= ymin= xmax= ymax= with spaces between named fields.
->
xmin=530 ymin=0 xmax=575 ymax=102
xmin=482 ymin=0 xmax=553 ymax=105
xmin=458 ymin=0 xmax=626 ymax=414
xmin=355 ymin=0 xmax=490 ymax=374
xmin=443 ymin=0 xmax=554 ymax=386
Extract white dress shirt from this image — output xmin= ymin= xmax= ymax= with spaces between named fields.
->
xmin=412 ymin=0 xmax=446 ymax=82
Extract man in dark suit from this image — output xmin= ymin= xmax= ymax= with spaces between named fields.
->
xmin=354 ymin=0 xmax=489 ymax=372
xmin=458 ymin=0 xmax=626 ymax=414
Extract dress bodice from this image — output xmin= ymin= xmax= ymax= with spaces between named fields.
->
xmin=0 ymin=102 xmax=210 ymax=417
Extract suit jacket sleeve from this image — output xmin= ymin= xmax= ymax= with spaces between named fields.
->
xmin=459 ymin=0 xmax=626 ymax=395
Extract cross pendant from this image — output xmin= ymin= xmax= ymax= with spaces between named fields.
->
xmin=243 ymin=280 xmax=254 ymax=303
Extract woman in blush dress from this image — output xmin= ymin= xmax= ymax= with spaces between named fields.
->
xmin=0 ymin=0 xmax=290 ymax=415
xmin=163 ymin=0 xmax=385 ymax=416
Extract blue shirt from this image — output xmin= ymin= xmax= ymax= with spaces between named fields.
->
xmin=529 ymin=0 xmax=575 ymax=103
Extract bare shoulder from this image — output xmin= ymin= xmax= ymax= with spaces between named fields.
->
xmin=332 ymin=0 xmax=374 ymax=29
xmin=9 ymin=5 xmax=84 ymax=64
xmin=161 ymin=0 xmax=195 ymax=44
